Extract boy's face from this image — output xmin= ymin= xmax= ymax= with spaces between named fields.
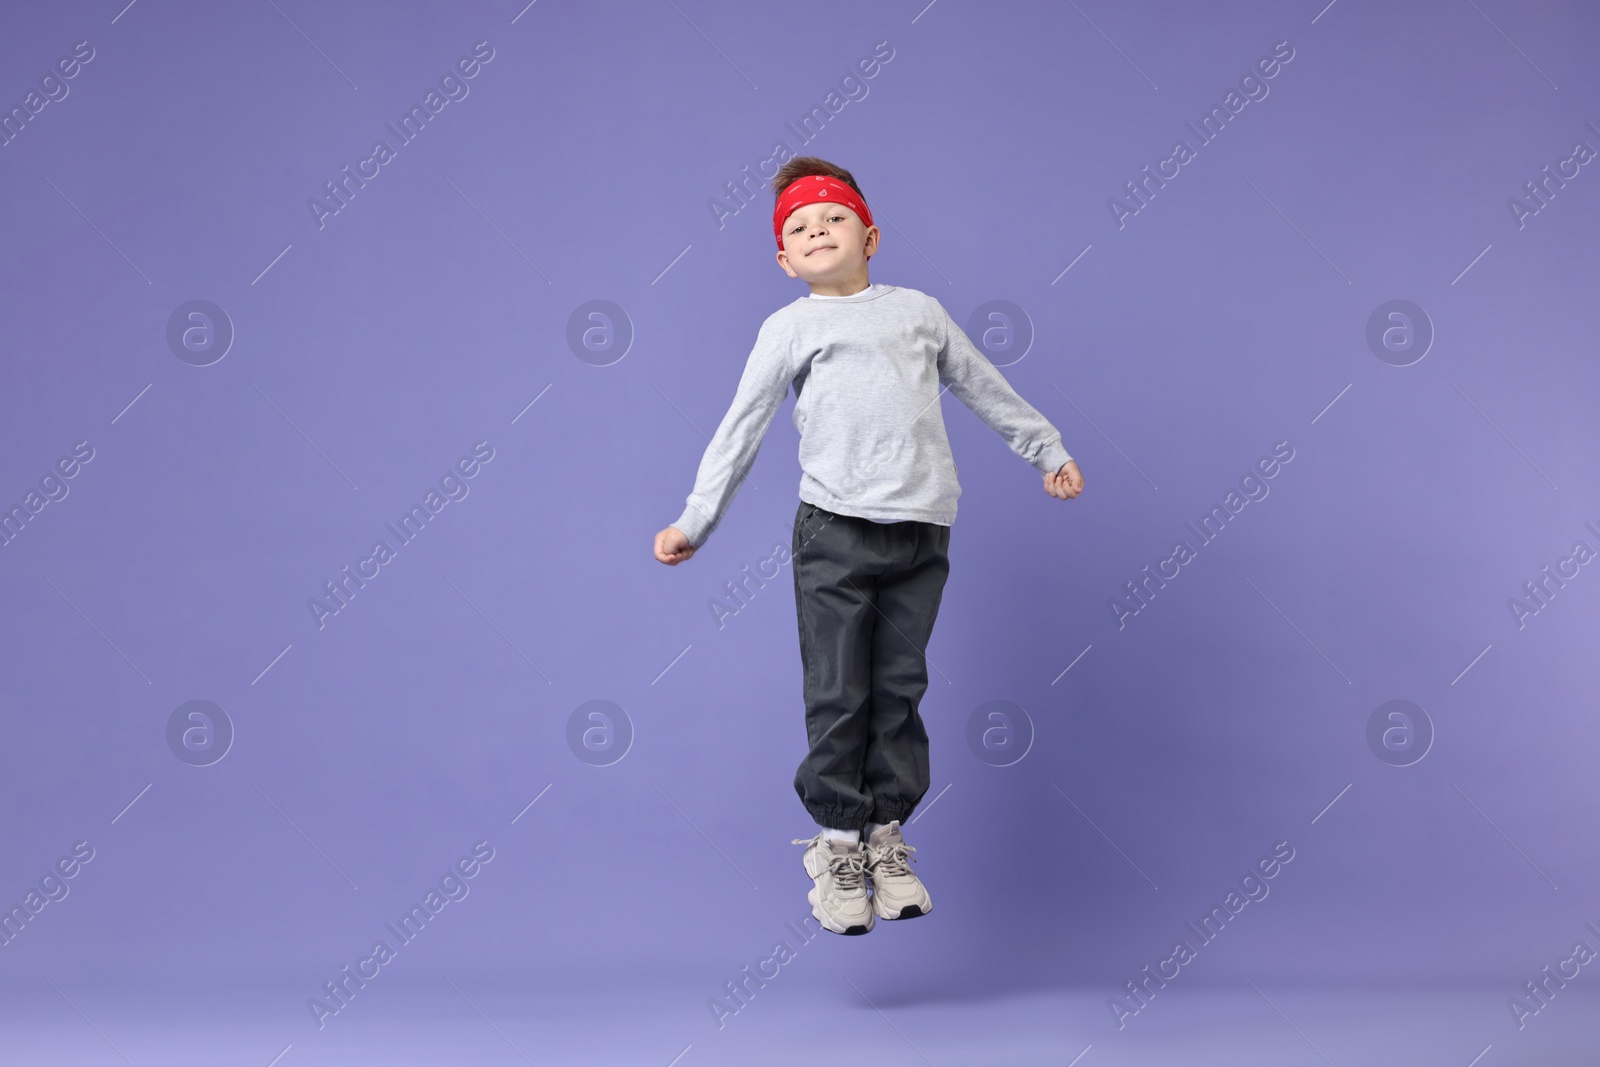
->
xmin=775 ymin=201 xmax=879 ymax=285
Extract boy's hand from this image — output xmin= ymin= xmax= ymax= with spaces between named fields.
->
xmin=1043 ymin=460 xmax=1084 ymax=500
xmin=654 ymin=525 xmax=697 ymax=565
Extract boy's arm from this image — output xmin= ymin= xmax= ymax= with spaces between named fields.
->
xmin=671 ymin=317 xmax=794 ymax=549
xmin=935 ymin=301 xmax=1074 ymax=474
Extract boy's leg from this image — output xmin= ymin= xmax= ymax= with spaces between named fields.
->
xmin=860 ymin=518 xmax=951 ymax=826
xmin=791 ymin=501 xmax=878 ymax=832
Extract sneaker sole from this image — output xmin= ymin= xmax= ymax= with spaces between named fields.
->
xmin=815 ymin=909 xmax=873 ymax=935
xmin=872 ymin=899 xmax=930 ymax=921
xmin=808 ymin=890 xmax=874 ymax=935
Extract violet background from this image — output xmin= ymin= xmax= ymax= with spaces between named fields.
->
xmin=1 ymin=1 xmax=1597 ymax=1064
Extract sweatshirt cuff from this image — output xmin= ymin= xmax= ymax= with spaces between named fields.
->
xmin=671 ymin=504 xmax=712 ymax=548
xmin=1036 ymin=440 xmax=1074 ymax=475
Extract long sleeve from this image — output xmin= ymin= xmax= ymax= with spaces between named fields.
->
xmin=935 ymin=301 xmax=1073 ymax=475
xmin=671 ymin=316 xmax=795 ymax=548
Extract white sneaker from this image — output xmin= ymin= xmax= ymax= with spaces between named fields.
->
xmin=864 ymin=820 xmax=931 ymax=920
xmin=791 ymin=832 xmax=875 ymax=935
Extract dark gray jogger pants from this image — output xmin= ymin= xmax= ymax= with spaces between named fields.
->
xmin=791 ymin=500 xmax=952 ymax=831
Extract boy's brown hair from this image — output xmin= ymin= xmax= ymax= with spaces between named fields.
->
xmin=769 ymin=156 xmax=866 ymax=201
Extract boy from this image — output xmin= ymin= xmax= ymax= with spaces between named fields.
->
xmin=653 ymin=158 xmax=1084 ymax=935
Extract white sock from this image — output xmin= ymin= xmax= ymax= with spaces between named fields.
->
xmin=865 ymin=821 xmax=889 ymax=839
xmin=820 ymin=826 xmax=860 ymax=844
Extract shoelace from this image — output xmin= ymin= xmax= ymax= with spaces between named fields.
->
xmin=868 ymin=839 xmax=916 ymax=879
xmin=791 ymin=836 xmax=868 ymax=893
xmin=828 ymin=848 xmax=868 ymax=893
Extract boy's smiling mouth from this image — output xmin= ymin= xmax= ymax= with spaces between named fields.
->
xmin=806 ymin=245 xmax=836 ymax=256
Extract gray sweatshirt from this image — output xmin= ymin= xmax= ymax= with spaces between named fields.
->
xmin=671 ymin=283 xmax=1073 ymax=548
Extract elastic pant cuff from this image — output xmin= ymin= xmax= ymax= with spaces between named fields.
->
xmin=804 ymin=805 xmax=871 ymax=833
xmin=871 ymin=804 xmax=915 ymax=826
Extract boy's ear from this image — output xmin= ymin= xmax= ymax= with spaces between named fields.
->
xmin=776 ymin=249 xmax=799 ymax=278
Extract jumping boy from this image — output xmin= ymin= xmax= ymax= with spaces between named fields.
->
xmin=653 ymin=157 xmax=1084 ymax=935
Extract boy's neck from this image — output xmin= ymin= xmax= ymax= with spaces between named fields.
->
xmin=809 ymin=273 xmax=871 ymax=298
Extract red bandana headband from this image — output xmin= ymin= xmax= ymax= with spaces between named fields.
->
xmin=773 ymin=175 xmax=873 ymax=250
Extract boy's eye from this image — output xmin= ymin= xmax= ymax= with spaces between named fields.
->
xmin=791 ymin=214 xmax=846 ymax=234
